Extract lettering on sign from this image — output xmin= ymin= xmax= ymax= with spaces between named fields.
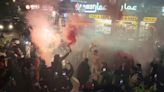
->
xmin=25 ymin=4 xmax=40 ymax=10
xmin=123 ymin=16 xmax=138 ymax=21
xmin=89 ymin=14 xmax=110 ymax=19
xmin=25 ymin=4 xmax=53 ymax=11
xmin=75 ymin=2 xmax=106 ymax=13
xmin=121 ymin=3 xmax=137 ymax=11
xmin=143 ymin=17 xmax=157 ymax=23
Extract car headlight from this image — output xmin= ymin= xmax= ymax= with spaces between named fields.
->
xmin=0 ymin=24 xmax=4 ymax=30
xmin=8 ymin=24 xmax=14 ymax=30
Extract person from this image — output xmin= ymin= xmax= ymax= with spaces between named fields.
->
xmin=39 ymin=63 xmax=49 ymax=92
xmin=52 ymin=47 xmax=72 ymax=76
xmin=0 ymin=55 xmax=10 ymax=91
xmin=91 ymin=49 xmax=101 ymax=83
xmin=59 ymin=39 xmax=68 ymax=54
xmin=114 ymin=63 xmax=130 ymax=92
xmin=6 ymin=39 xmax=27 ymax=92
xmin=25 ymin=41 xmax=32 ymax=58
xmin=133 ymin=77 xmax=145 ymax=92
xmin=39 ymin=60 xmax=47 ymax=81
xmin=61 ymin=61 xmax=74 ymax=92
xmin=54 ymin=61 xmax=74 ymax=92
xmin=100 ymin=62 xmax=114 ymax=92
xmin=77 ymin=58 xmax=91 ymax=90
xmin=156 ymin=64 xmax=164 ymax=92
xmin=89 ymin=43 xmax=97 ymax=52
xmin=48 ymin=47 xmax=72 ymax=92
xmin=136 ymin=63 xmax=143 ymax=80
xmin=100 ymin=62 xmax=111 ymax=84
xmin=62 ymin=60 xmax=74 ymax=78
xmin=6 ymin=38 xmax=24 ymax=60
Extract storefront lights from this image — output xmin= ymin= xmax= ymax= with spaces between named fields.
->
xmin=25 ymin=5 xmax=30 ymax=10
xmin=52 ymin=11 xmax=56 ymax=17
xmin=162 ymin=7 xmax=164 ymax=12
xmin=0 ymin=24 xmax=4 ymax=30
xmin=8 ymin=24 xmax=14 ymax=30
xmin=12 ymin=0 xmax=16 ymax=3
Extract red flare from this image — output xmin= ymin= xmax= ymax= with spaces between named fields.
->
xmin=66 ymin=25 xmax=77 ymax=47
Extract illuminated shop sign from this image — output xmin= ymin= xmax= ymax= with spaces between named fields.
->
xmin=75 ymin=2 xmax=106 ymax=13
xmin=122 ymin=16 xmax=138 ymax=21
xmin=88 ymin=14 xmax=110 ymax=19
xmin=143 ymin=17 xmax=157 ymax=23
xmin=121 ymin=3 xmax=137 ymax=11
xmin=25 ymin=4 xmax=40 ymax=10
xmin=25 ymin=4 xmax=53 ymax=11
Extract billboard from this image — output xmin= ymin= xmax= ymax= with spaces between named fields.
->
xmin=70 ymin=0 xmax=107 ymax=13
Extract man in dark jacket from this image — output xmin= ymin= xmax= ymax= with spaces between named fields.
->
xmin=77 ymin=58 xmax=91 ymax=88
xmin=48 ymin=47 xmax=72 ymax=92
xmin=52 ymin=47 xmax=72 ymax=76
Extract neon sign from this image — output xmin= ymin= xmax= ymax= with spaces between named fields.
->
xmin=121 ymin=3 xmax=137 ymax=11
xmin=25 ymin=4 xmax=53 ymax=11
xmin=75 ymin=2 xmax=106 ymax=13
xmin=88 ymin=14 xmax=110 ymax=19
xmin=143 ymin=17 xmax=157 ymax=23
xmin=122 ymin=16 xmax=138 ymax=21
xmin=26 ymin=4 xmax=40 ymax=10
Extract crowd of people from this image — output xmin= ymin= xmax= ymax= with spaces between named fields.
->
xmin=0 ymin=38 xmax=164 ymax=92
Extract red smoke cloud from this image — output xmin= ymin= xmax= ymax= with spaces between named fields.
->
xmin=64 ymin=14 xmax=90 ymax=47
xmin=65 ymin=25 xmax=77 ymax=47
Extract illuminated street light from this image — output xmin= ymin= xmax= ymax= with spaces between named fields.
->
xmin=8 ymin=24 xmax=14 ymax=30
xmin=0 ymin=24 xmax=4 ymax=30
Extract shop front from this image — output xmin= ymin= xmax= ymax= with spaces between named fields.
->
xmin=113 ymin=1 xmax=140 ymax=40
xmin=116 ymin=15 xmax=138 ymax=40
xmin=88 ymin=14 xmax=112 ymax=35
xmin=139 ymin=17 xmax=158 ymax=40
xmin=121 ymin=16 xmax=138 ymax=32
